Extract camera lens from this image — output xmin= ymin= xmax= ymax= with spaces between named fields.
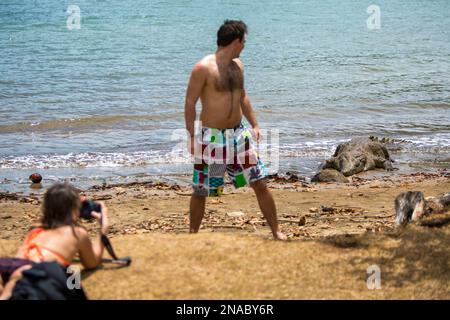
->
xmin=80 ymin=199 xmax=101 ymax=219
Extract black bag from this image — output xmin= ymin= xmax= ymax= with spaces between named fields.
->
xmin=9 ymin=262 xmax=87 ymax=300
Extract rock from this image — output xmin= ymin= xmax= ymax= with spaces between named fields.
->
xmin=19 ymin=197 xmax=36 ymax=204
xmin=285 ymin=172 xmax=306 ymax=182
xmin=309 ymin=207 xmax=318 ymax=213
xmin=268 ymin=172 xmax=306 ymax=183
xmin=321 ymin=206 xmax=335 ymax=213
xmin=298 ymin=216 xmax=306 ymax=226
xmin=0 ymin=192 xmax=19 ymax=201
xmin=311 ymin=169 xmax=349 ymax=183
xmin=320 ymin=137 xmax=395 ymax=177
xmin=29 ymin=173 xmax=42 ymax=183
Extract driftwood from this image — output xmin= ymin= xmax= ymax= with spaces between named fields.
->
xmin=206 ymin=224 xmax=245 ymax=229
xmin=90 ymin=181 xmax=182 ymax=191
xmin=395 ymin=191 xmax=450 ymax=226
xmin=277 ymin=219 xmax=300 ymax=224
xmin=418 ymin=217 xmax=450 ymax=227
xmin=175 ymin=192 xmax=192 ymax=196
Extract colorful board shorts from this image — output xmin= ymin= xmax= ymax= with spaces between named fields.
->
xmin=192 ymin=122 xmax=267 ymax=197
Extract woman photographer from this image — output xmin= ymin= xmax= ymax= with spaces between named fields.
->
xmin=0 ymin=182 xmax=109 ymax=300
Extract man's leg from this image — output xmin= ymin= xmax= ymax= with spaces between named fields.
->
xmin=250 ymin=179 xmax=287 ymax=240
xmin=189 ymin=194 xmax=206 ymax=233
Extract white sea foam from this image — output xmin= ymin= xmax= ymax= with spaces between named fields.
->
xmin=0 ymin=149 xmax=192 ymax=169
xmin=3 ymin=135 xmax=448 ymax=170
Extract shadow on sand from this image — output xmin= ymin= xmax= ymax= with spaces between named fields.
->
xmin=321 ymin=220 xmax=450 ymax=288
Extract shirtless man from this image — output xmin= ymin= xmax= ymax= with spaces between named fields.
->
xmin=184 ymin=20 xmax=286 ymax=240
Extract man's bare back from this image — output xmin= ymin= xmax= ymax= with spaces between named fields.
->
xmin=194 ymin=54 xmax=245 ymax=129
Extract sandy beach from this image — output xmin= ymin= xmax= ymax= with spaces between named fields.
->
xmin=1 ymin=170 xmax=449 ymax=299
xmin=1 ymin=0 xmax=450 ymax=304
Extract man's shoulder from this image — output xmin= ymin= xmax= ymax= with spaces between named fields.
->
xmin=193 ymin=55 xmax=215 ymax=73
xmin=233 ymin=58 xmax=244 ymax=69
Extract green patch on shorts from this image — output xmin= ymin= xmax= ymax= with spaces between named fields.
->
xmin=234 ymin=173 xmax=247 ymax=188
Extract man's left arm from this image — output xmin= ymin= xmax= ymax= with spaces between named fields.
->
xmin=236 ymin=58 xmax=262 ymax=141
xmin=241 ymin=91 xmax=261 ymax=141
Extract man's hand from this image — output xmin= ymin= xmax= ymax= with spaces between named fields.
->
xmin=241 ymin=91 xmax=261 ymax=142
xmin=252 ymin=125 xmax=262 ymax=142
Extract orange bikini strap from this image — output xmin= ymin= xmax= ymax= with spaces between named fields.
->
xmin=22 ymin=228 xmax=70 ymax=266
xmin=24 ymin=228 xmax=45 ymax=245
xmin=24 ymin=243 xmax=45 ymax=262
xmin=38 ymin=246 xmax=71 ymax=267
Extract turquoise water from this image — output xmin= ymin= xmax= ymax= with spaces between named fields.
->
xmin=0 ymin=0 xmax=449 ymax=192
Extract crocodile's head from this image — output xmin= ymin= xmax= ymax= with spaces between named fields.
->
xmin=338 ymin=154 xmax=366 ymax=176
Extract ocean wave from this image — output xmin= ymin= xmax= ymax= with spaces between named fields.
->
xmin=1 ymin=134 xmax=449 ymax=170
xmin=0 ymin=150 xmax=192 ymax=169
xmin=0 ymin=114 xmax=175 ymax=134
xmin=396 ymin=134 xmax=450 ymax=153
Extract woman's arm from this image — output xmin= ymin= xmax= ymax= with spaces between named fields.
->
xmin=77 ymin=202 xmax=109 ymax=270
xmin=0 ymin=265 xmax=32 ymax=300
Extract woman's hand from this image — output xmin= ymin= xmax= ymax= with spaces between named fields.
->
xmin=90 ymin=201 xmax=109 ymax=234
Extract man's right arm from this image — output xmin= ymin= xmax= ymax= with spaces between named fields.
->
xmin=185 ymin=63 xmax=207 ymax=138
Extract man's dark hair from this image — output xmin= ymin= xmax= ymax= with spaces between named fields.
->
xmin=217 ymin=20 xmax=248 ymax=47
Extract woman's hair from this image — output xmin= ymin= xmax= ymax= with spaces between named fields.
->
xmin=41 ymin=182 xmax=80 ymax=229
xmin=217 ymin=20 xmax=248 ymax=47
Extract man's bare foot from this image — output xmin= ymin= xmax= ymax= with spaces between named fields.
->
xmin=273 ymin=231 xmax=287 ymax=240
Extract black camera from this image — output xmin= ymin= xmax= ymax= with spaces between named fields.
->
xmin=80 ymin=199 xmax=102 ymax=220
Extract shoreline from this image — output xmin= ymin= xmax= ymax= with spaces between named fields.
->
xmin=1 ymin=141 xmax=449 ymax=195
xmin=1 ymin=169 xmax=448 ymax=241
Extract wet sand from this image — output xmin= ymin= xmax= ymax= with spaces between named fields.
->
xmin=0 ymin=170 xmax=449 ymax=299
